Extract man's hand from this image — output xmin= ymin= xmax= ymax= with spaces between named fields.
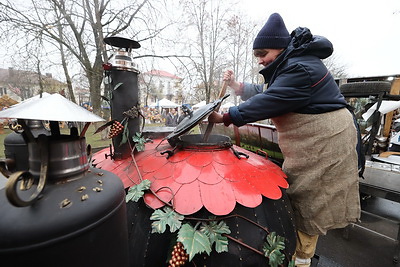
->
xmin=223 ymin=70 xmax=235 ymax=86
xmin=223 ymin=70 xmax=243 ymax=96
xmin=207 ymin=111 xmax=223 ymax=123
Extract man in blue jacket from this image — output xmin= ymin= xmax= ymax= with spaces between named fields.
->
xmin=208 ymin=13 xmax=360 ymax=267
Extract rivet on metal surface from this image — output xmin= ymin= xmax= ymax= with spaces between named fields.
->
xmin=81 ymin=194 xmax=89 ymax=201
xmin=60 ymin=198 xmax=72 ymax=208
xmin=97 ymin=180 xmax=103 ymax=185
xmin=77 ymin=186 xmax=86 ymax=192
xmin=97 ymin=172 xmax=104 ymax=176
xmin=93 ymin=187 xmax=103 ymax=192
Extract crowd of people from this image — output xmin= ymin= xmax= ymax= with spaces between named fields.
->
xmin=141 ymin=107 xmax=186 ymax=127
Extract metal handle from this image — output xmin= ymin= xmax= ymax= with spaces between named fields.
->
xmin=5 ymin=135 xmax=49 ymax=207
xmin=203 ymin=81 xmax=229 ymax=142
xmin=0 ymin=159 xmax=15 ymax=178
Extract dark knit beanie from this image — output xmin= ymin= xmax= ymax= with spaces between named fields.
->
xmin=253 ymin=13 xmax=291 ymax=49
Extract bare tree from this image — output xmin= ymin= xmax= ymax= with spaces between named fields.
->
xmin=0 ymin=0 xmax=170 ymax=114
xmin=226 ymin=15 xmax=259 ymax=83
xmin=47 ymin=5 xmax=76 ymax=103
xmin=225 ymin=14 xmax=260 ymax=104
xmin=323 ymin=53 xmax=348 ymax=79
xmin=179 ymin=0 xmax=233 ymax=102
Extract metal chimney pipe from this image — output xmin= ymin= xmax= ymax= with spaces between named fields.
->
xmin=103 ymin=36 xmax=141 ymax=160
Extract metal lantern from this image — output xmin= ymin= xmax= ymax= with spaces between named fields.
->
xmin=0 ymin=94 xmax=129 ymax=267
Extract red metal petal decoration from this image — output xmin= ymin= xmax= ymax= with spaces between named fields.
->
xmin=173 ymin=160 xmax=202 ymax=184
xmin=144 ymin=175 xmax=182 ymax=208
xmin=139 ymin=154 xmax=168 ymax=173
xmin=186 ymin=151 xmax=214 ymax=167
xmin=230 ymin=178 xmax=262 ymax=208
xmin=197 ymin=163 xmax=223 ymax=184
xmin=173 ymin=180 xmax=203 ymax=215
xmin=199 ymin=178 xmax=236 ymax=215
xmin=167 ymin=150 xmax=193 ymax=163
xmin=212 ymin=149 xmax=237 ymax=165
xmin=92 ymin=138 xmax=289 ymax=216
xmin=143 ymin=191 xmax=166 ymax=210
xmin=153 ymin=162 xmax=175 ymax=179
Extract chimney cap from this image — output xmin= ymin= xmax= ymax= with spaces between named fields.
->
xmin=0 ymin=93 xmax=104 ymax=122
xmin=104 ymin=36 xmax=140 ymax=50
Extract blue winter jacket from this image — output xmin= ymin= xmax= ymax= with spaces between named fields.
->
xmin=228 ymin=27 xmax=347 ymax=127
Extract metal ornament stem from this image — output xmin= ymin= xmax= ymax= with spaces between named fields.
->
xmin=17 ymin=119 xmax=35 ymax=142
xmin=5 ymin=135 xmax=49 ymax=207
xmin=80 ymin=122 xmax=91 ymax=138
xmin=0 ymin=159 xmax=14 ymax=178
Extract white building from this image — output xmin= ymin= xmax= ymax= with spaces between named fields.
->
xmin=139 ymin=69 xmax=183 ymax=107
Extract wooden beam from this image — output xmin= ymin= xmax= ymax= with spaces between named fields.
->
xmin=383 ymin=78 xmax=400 ymax=137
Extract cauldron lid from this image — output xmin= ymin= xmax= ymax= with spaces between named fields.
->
xmin=166 ymin=94 xmax=229 ymax=144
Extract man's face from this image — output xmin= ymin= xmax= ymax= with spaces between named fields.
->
xmin=254 ymin=48 xmax=284 ymax=67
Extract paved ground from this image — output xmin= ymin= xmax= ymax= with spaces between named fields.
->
xmin=313 ymin=196 xmax=400 ymax=267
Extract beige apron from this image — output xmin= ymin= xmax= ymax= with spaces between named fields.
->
xmin=272 ymin=108 xmax=361 ymax=235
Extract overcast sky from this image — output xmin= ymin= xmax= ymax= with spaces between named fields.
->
xmin=1 ymin=0 xmax=398 ymax=80
xmin=239 ymin=0 xmax=400 ymax=78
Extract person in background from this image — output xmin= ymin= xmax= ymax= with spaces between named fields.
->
xmin=208 ymin=13 xmax=360 ymax=267
xmin=178 ymin=104 xmax=192 ymax=124
xmin=165 ymin=108 xmax=179 ymax=127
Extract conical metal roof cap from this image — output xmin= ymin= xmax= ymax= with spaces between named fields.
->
xmin=0 ymin=93 xmax=104 ymax=122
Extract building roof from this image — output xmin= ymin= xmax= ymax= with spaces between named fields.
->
xmin=144 ymin=69 xmax=182 ymax=80
xmin=0 ymin=68 xmax=62 ymax=85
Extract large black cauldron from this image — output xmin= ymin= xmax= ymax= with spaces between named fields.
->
xmin=93 ymin=130 xmax=296 ymax=266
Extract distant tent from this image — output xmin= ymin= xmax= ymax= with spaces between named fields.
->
xmin=192 ymin=101 xmax=206 ymax=109
xmin=150 ymin=98 xmax=179 ymax=108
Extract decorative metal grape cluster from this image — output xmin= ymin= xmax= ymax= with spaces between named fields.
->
xmin=107 ymin=121 xmax=124 ymax=138
xmin=168 ymin=242 xmax=189 ymax=267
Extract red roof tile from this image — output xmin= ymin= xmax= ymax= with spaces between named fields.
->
xmin=144 ymin=69 xmax=182 ymax=80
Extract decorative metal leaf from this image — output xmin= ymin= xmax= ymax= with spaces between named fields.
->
xmin=114 ymin=82 xmax=123 ymax=90
xmin=125 ymin=180 xmax=151 ymax=203
xmin=211 ymin=232 xmax=229 ymax=253
xmin=101 ymin=95 xmax=110 ymax=102
xmin=94 ymin=120 xmax=116 ymax=134
xmin=263 ymin=232 xmax=286 ymax=267
xmin=178 ymin=223 xmax=212 ymax=261
xmin=150 ymin=207 xmax=184 ymax=234
xmin=132 ymin=132 xmax=145 ymax=152
xmin=119 ymin=120 xmax=129 ymax=146
xmin=200 ymin=220 xmax=230 ymax=253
